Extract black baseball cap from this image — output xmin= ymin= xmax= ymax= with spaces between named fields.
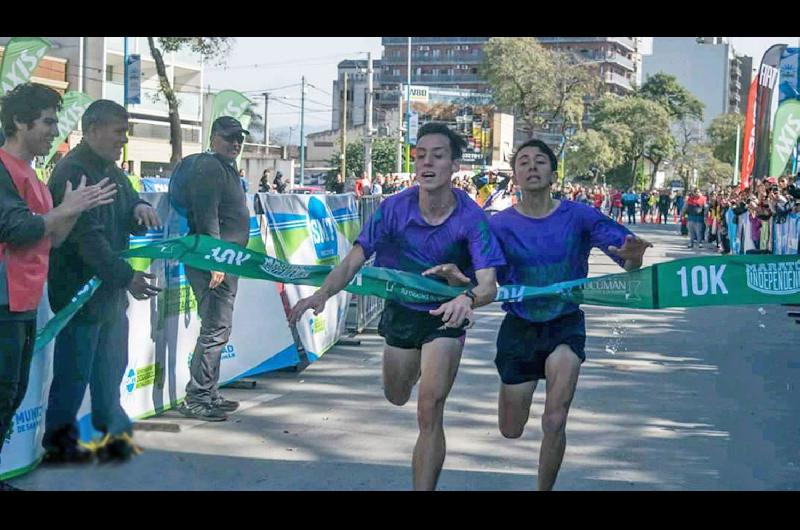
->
xmin=211 ymin=116 xmax=250 ymax=137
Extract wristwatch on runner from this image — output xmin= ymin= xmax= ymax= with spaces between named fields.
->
xmin=462 ymin=288 xmax=477 ymax=308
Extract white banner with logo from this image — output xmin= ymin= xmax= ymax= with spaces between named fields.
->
xmin=258 ymin=193 xmax=360 ymax=361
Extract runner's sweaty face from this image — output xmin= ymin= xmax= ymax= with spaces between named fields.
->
xmin=513 ymin=146 xmax=554 ymax=193
xmin=415 ymin=133 xmax=458 ymax=192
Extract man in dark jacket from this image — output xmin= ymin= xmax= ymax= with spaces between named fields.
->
xmin=178 ymin=116 xmax=250 ymax=422
xmin=273 ymin=170 xmax=287 ymax=193
xmin=44 ymin=100 xmax=162 ymax=463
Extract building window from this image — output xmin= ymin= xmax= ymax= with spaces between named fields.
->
xmin=106 ymin=65 xmax=114 ymax=82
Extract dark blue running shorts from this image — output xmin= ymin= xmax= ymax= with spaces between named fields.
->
xmin=495 ymin=310 xmax=586 ymax=384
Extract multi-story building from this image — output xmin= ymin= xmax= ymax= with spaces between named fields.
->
xmin=642 ymin=37 xmax=753 ymax=131
xmin=331 ymin=59 xmax=381 ymax=131
xmin=536 ymin=37 xmax=639 ymax=96
xmin=0 ymin=37 xmax=205 ymax=177
xmin=378 ymin=37 xmax=489 ymax=93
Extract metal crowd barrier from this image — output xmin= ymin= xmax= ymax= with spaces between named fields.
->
xmin=346 ymin=194 xmax=386 ymax=334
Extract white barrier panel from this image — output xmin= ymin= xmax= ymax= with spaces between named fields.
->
xmin=0 ymin=296 xmax=55 ymax=479
xmin=258 ymin=193 xmax=360 ymax=361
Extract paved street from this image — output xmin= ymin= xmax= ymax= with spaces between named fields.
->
xmin=9 ymin=222 xmax=800 ymax=491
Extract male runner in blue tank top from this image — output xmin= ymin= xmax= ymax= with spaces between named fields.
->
xmin=289 ymin=123 xmax=506 ymax=490
xmin=425 ymin=139 xmax=652 ymax=490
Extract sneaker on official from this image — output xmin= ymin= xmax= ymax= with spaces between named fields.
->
xmin=42 ymin=426 xmax=94 ymax=464
xmin=211 ymin=395 xmax=239 ymax=413
xmin=95 ymin=432 xmax=143 ymax=463
xmin=178 ymin=401 xmax=228 ymax=422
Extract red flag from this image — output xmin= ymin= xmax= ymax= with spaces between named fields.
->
xmin=740 ymin=77 xmax=758 ymax=190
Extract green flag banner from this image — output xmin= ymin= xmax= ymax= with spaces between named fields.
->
xmin=769 ymin=99 xmax=800 ymax=177
xmin=0 ymin=37 xmax=51 ymax=95
xmin=44 ymin=91 xmax=94 ymax=165
xmin=207 ymin=90 xmax=253 ymax=166
xmin=33 ymin=235 xmax=800 ymax=352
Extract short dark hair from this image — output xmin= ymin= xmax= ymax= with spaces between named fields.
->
xmin=416 ymin=122 xmax=467 ymax=160
xmin=511 ymin=139 xmax=558 ymax=172
xmin=0 ymin=83 xmax=62 ymax=138
xmin=81 ymin=99 xmax=129 ymax=132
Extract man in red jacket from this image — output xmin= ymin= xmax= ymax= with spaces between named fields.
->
xmin=0 ymin=84 xmax=116 ymax=489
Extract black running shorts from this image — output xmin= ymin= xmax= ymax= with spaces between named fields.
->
xmin=378 ymin=300 xmax=467 ymax=350
xmin=495 ymin=310 xmax=586 ymax=384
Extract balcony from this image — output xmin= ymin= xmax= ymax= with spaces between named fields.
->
xmin=104 ymin=82 xmax=202 ymax=122
xmin=381 ymin=51 xmax=484 ymax=66
xmin=604 ymin=71 xmax=632 ymax=90
xmin=537 ymin=37 xmax=636 ymax=51
xmin=382 ymin=37 xmax=488 ymax=46
xmin=380 ymin=72 xmax=486 ymax=85
xmin=572 ymin=51 xmax=634 ymax=71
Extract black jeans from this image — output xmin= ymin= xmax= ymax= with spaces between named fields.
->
xmin=626 ymin=205 xmax=636 ymax=223
xmin=184 ymin=266 xmax=240 ymax=405
xmin=0 ymin=319 xmax=36 ymax=454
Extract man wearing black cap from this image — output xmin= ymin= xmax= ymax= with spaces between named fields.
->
xmin=178 ymin=116 xmax=250 ymax=421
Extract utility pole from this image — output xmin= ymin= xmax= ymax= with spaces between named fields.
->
xmin=340 ymin=72 xmax=348 ymax=182
xmin=262 ymin=92 xmax=270 ymax=146
xmin=397 ymin=84 xmax=403 ymax=173
xmin=405 ymin=36 xmax=412 ymax=174
xmin=364 ymin=53 xmax=374 ymax=181
xmin=123 ymin=36 xmax=129 ymax=163
xmin=300 ymin=76 xmax=306 ymax=186
xmin=733 ymin=122 xmax=741 ymax=186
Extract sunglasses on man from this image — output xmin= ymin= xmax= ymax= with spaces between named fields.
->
xmin=220 ymin=132 xmax=245 ymax=144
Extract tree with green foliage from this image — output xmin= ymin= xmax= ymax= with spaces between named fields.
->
xmin=706 ymin=113 xmax=744 ymax=166
xmin=694 ymin=145 xmax=734 ymax=187
xmin=591 ymin=94 xmax=672 ymax=189
xmin=326 ymin=137 xmax=407 ymax=191
xmin=565 ymin=129 xmax=621 ymax=184
xmin=638 ymin=72 xmax=704 ymax=121
xmin=481 ymin=37 xmax=599 ymax=153
xmin=146 ymin=37 xmax=234 ymax=166
xmin=671 ymin=117 xmax=706 ymax=189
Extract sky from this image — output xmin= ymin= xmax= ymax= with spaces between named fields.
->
xmin=204 ymin=37 xmax=800 ymax=144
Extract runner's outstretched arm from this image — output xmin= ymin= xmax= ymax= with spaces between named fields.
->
xmin=607 ymin=234 xmax=652 ymax=272
xmin=287 ymin=244 xmax=366 ymax=324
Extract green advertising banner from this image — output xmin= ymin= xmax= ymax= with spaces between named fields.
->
xmin=769 ymin=99 xmax=800 ymax=177
xmin=207 ymin=90 xmax=253 ymax=166
xmin=33 ymin=235 xmax=800 ymax=353
xmin=44 ymin=91 xmax=93 ymax=165
xmin=0 ymin=37 xmax=51 ymax=95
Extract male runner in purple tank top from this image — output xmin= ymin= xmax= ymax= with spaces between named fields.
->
xmin=289 ymin=123 xmax=506 ymax=490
